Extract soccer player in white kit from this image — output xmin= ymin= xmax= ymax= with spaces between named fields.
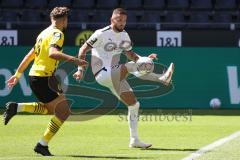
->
xmin=73 ymin=8 xmax=174 ymax=149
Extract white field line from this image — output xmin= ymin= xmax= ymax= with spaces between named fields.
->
xmin=181 ymin=130 xmax=240 ymax=160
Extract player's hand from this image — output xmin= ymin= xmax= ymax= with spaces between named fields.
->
xmin=73 ymin=58 xmax=88 ymax=67
xmin=6 ymin=75 xmax=19 ymax=89
xmin=148 ymin=53 xmax=158 ymax=60
xmin=73 ymin=70 xmax=84 ymax=81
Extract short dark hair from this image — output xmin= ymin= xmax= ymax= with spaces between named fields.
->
xmin=50 ymin=7 xmax=70 ymax=19
xmin=112 ymin=8 xmax=127 ymax=15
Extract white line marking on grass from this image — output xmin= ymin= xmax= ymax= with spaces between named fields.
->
xmin=181 ymin=130 xmax=240 ymax=160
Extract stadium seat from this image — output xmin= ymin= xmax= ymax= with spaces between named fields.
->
xmin=190 ymin=0 xmax=212 ymax=10
xmin=69 ymin=10 xmax=90 ymax=22
xmin=162 ymin=11 xmax=187 ymax=29
xmin=1 ymin=10 xmax=19 ymax=22
xmin=167 ymin=0 xmax=189 ymax=9
xmin=140 ymin=11 xmax=161 ymax=23
xmin=212 ymin=11 xmax=234 ymax=29
xmin=25 ymin=0 xmax=48 ymax=9
xmin=213 ymin=12 xmax=234 ymax=22
xmin=127 ymin=11 xmax=139 ymax=23
xmin=91 ymin=11 xmax=112 ymax=23
xmin=96 ymin=0 xmax=119 ymax=9
xmin=20 ymin=10 xmax=43 ymax=22
xmin=188 ymin=11 xmax=211 ymax=29
xmin=90 ymin=11 xmax=112 ymax=28
xmin=214 ymin=0 xmax=236 ymax=10
xmin=120 ymin=0 xmax=142 ymax=9
xmin=143 ymin=0 xmax=165 ymax=9
xmin=1 ymin=0 xmax=24 ymax=8
xmin=72 ymin=0 xmax=95 ymax=9
xmin=125 ymin=11 xmax=140 ymax=29
xmin=48 ymin=0 xmax=72 ymax=9
xmin=140 ymin=11 xmax=162 ymax=29
xmin=19 ymin=10 xmax=46 ymax=28
xmin=68 ymin=10 xmax=91 ymax=29
xmin=235 ymin=12 xmax=240 ymax=29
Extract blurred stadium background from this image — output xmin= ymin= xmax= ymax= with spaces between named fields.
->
xmin=1 ymin=1 xmax=240 ymax=160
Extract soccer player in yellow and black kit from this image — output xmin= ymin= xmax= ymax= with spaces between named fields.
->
xmin=3 ymin=7 xmax=87 ymax=156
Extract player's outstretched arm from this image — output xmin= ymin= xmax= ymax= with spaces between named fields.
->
xmin=124 ymin=50 xmax=140 ymax=62
xmin=125 ymin=51 xmax=158 ymax=61
xmin=78 ymin=43 xmax=91 ymax=62
xmin=73 ymin=43 xmax=92 ymax=81
xmin=49 ymin=47 xmax=88 ymax=66
xmin=7 ymin=48 xmax=35 ymax=89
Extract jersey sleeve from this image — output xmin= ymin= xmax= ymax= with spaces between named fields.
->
xmin=123 ymin=33 xmax=133 ymax=51
xmin=86 ymin=30 xmax=102 ymax=48
xmin=49 ymin=31 xmax=64 ymax=51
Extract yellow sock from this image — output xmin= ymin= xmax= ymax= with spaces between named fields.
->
xmin=42 ymin=116 xmax=63 ymax=144
xmin=18 ymin=102 xmax=48 ymax=114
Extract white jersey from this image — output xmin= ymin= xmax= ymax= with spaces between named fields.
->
xmin=86 ymin=26 xmax=132 ymax=74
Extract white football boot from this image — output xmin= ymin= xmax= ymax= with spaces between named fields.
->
xmin=159 ymin=63 xmax=174 ymax=86
xmin=129 ymin=138 xmax=152 ymax=149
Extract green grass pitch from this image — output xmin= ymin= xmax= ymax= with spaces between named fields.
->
xmin=1 ymin=111 xmax=240 ymax=160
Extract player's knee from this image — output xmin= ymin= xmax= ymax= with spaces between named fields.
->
xmin=43 ymin=103 xmax=54 ymax=114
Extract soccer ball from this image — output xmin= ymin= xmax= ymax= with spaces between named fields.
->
xmin=136 ymin=56 xmax=154 ymax=74
xmin=209 ymin=98 xmax=221 ymax=109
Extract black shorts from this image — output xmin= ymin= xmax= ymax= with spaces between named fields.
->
xmin=29 ymin=76 xmax=63 ymax=103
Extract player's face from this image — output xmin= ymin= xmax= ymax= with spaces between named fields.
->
xmin=111 ymin=14 xmax=127 ymax=32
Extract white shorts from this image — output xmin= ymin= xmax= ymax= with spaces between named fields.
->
xmin=95 ymin=65 xmax=133 ymax=98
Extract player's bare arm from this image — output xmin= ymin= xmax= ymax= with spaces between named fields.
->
xmin=49 ymin=47 xmax=87 ymax=66
xmin=124 ymin=50 xmax=139 ymax=62
xmin=73 ymin=43 xmax=92 ymax=81
xmin=78 ymin=42 xmax=92 ymax=62
xmin=7 ymin=48 xmax=35 ymax=89
xmin=124 ymin=51 xmax=158 ymax=62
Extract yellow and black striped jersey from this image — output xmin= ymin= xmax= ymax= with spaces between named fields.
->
xmin=29 ymin=26 xmax=64 ymax=77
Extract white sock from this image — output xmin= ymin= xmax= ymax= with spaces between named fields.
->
xmin=39 ymin=138 xmax=48 ymax=146
xmin=17 ymin=103 xmax=23 ymax=112
xmin=128 ymin=102 xmax=140 ymax=141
